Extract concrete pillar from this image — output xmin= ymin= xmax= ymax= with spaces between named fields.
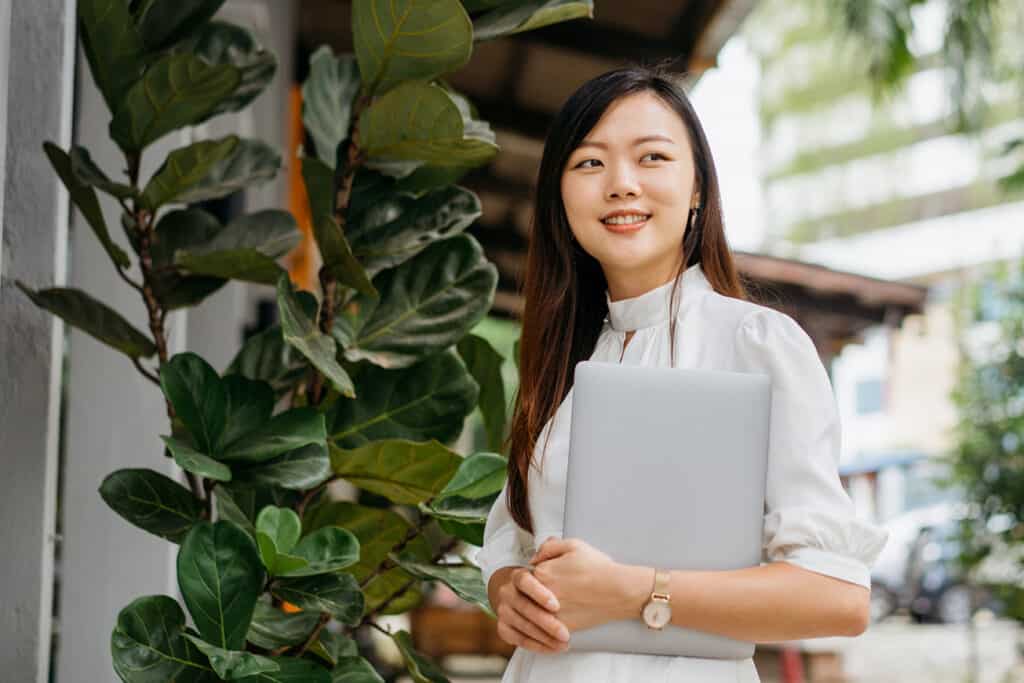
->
xmin=0 ymin=2 xmax=75 ymax=682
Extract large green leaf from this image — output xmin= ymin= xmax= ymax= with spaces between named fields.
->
xmin=204 ymin=210 xmax=301 ymax=259
xmin=246 ymin=600 xmax=319 ymax=650
xmin=352 ymin=0 xmax=472 ymax=96
xmin=221 ymin=407 xmax=326 ymax=463
xmin=141 ymin=136 xmax=240 ymax=210
xmin=389 ymin=550 xmax=493 ymax=616
xmin=276 ymin=274 xmax=356 ymax=398
xmin=226 ymin=325 xmax=306 ymax=397
xmin=162 ymin=435 xmax=232 ymax=482
xmin=301 ymin=157 xmax=377 ymax=297
xmin=16 ymin=283 xmax=156 ymax=358
xmin=390 ymin=630 xmax=449 ymax=683
xmin=303 ymin=502 xmax=431 ymax=614
xmin=327 ymin=349 xmax=478 ymax=447
xmin=160 ymin=352 xmax=227 ymax=454
xmin=456 ymin=334 xmax=507 ymax=451
xmin=330 ymin=439 xmax=463 ymax=505
xmin=278 ymin=526 xmax=360 ymax=578
xmin=99 ymin=468 xmax=204 ymax=543
xmin=331 ymin=656 xmax=385 ymax=683
xmin=435 ymin=516 xmax=485 ymax=546
xmin=358 ymin=82 xmax=498 ymax=167
xmin=218 ymin=375 xmax=276 ymax=453
xmin=347 ymin=185 xmax=482 ymax=277
xmin=148 ymin=208 xmax=228 ymax=310
xmin=231 ymin=245 xmax=291 ymax=281
xmin=175 ymin=210 xmax=301 ymax=285
xmin=185 ymin=20 xmax=277 ymax=117
xmin=302 ymin=47 xmax=360 ymax=166
xmin=423 ymin=494 xmax=494 ymax=524
xmin=271 ymin=573 xmax=364 ymax=625
xmin=177 ymin=520 xmax=265 ymax=650
xmin=135 ymin=0 xmax=225 ymax=52
xmin=69 ymin=145 xmax=138 ymax=200
xmin=110 ymin=53 xmax=240 ymax=152
xmin=437 ymin=451 xmax=506 ymax=500
xmin=183 ymin=634 xmax=279 ymax=680
xmin=332 ymin=234 xmax=498 ymax=368
xmin=233 ymin=443 xmax=331 ymax=491
xmin=176 ymin=138 xmax=281 ymax=204
xmin=78 ymin=0 xmax=145 ymax=113
xmin=111 ymin=595 xmax=218 ymax=683
xmin=472 ymin=0 xmax=593 ymax=40
xmin=236 ymin=657 xmax=331 ymax=683
xmin=43 ymin=143 xmax=130 ymax=269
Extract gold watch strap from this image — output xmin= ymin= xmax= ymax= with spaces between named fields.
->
xmin=650 ymin=568 xmax=671 ymax=601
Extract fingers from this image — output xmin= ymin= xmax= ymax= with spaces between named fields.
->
xmin=494 ymin=569 xmax=571 ymax=655
xmin=498 ymin=601 xmax=569 ymax=653
xmin=515 ymin=567 xmax=560 ymax=611
xmin=496 ymin=619 xmax=567 ymax=654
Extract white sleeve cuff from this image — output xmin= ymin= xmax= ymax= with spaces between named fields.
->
xmin=475 ymin=527 xmax=531 ymax=592
xmin=774 ymin=546 xmax=873 ymax=589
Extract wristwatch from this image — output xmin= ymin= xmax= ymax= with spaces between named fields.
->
xmin=641 ymin=568 xmax=672 ymax=630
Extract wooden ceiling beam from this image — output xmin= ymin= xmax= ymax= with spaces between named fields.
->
xmin=511 ymin=20 xmax=691 ymax=65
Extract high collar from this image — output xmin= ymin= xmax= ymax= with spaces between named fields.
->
xmin=605 ymin=262 xmax=710 ymax=332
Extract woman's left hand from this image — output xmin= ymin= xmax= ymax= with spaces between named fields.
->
xmin=528 ymin=537 xmax=623 ymax=635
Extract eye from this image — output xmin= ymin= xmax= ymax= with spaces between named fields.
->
xmin=641 ymin=152 xmax=667 ymax=162
xmin=574 ymin=158 xmax=602 ymax=169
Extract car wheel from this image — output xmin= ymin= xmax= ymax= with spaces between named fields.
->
xmin=937 ymin=584 xmax=974 ymax=624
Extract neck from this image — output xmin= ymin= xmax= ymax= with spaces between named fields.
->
xmin=604 ymin=258 xmax=684 ymax=302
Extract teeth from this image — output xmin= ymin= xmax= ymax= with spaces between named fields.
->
xmin=603 ymin=214 xmax=649 ymax=225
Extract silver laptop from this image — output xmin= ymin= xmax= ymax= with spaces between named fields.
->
xmin=563 ymin=360 xmax=771 ymax=659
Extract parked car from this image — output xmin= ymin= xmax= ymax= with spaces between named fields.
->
xmin=869 ymin=503 xmax=957 ymax=622
xmin=902 ymin=520 xmax=995 ymax=624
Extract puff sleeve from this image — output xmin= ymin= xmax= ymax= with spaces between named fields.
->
xmin=735 ymin=308 xmax=889 ymax=588
xmin=475 ymin=478 xmax=535 ymax=592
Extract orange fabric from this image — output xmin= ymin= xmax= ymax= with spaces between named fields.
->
xmin=286 ymin=84 xmax=318 ymax=291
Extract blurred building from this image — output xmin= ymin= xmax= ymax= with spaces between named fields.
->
xmin=744 ymin=0 xmax=1024 ymax=521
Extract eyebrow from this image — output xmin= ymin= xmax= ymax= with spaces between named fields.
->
xmin=575 ymin=134 xmax=676 ymax=150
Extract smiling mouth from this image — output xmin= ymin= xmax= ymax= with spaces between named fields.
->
xmin=601 ymin=213 xmax=651 ymax=230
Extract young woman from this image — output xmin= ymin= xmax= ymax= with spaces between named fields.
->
xmin=475 ymin=66 xmax=890 ymax=682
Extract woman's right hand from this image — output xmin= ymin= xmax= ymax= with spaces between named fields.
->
xmin=494 ymin=566 xmax=571 ymax=654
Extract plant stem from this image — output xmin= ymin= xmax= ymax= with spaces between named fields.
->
xmin=297 ymin=612 xmax=331 ymax=657
xmin=351 ymin=526 xmax=465 ymax=633
xmin=296 ymin=477 xmax=335 ymax=519
xmin=115 ymin=265 xmax=145 ymax=294
xmin=125 ymin=149 xmax=205 ymax=504
xmin=131 ymin=356 xmax=160 ymax=386
xmin=307 ymin=95 xmax=371 ymax=407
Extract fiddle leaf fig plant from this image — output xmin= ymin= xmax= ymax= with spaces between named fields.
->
xmin=20 ymin=0 xmax=594 ymax=680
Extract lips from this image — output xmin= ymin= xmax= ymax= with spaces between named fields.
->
xmin=601 ymin=214 xmax=650 ymax=233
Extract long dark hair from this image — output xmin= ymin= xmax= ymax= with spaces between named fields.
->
xmin=502 ymin=64 xmax=750 ymax=534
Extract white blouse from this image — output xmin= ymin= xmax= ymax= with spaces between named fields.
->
xmin=474 ymin=261 xmax=890 ymax=683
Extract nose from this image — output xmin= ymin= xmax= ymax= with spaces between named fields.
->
xmin=605 ymin=163 xmax=642 ymax=200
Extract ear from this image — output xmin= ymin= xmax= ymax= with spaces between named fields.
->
xmin=692 ymin=191 xmax=702 ymax=209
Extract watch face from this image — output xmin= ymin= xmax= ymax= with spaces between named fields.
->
xmin=643 ymin=600 xmax=671 ymax=628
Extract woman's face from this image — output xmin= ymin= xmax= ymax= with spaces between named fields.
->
xmin=560 ymin=91 xmax=699 ymax=299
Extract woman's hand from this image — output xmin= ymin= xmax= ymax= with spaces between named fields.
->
xmin=494 ymin=566 xmax=572 ymax=654
xmin=529 ymin=537 xmax=623 ymax=635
